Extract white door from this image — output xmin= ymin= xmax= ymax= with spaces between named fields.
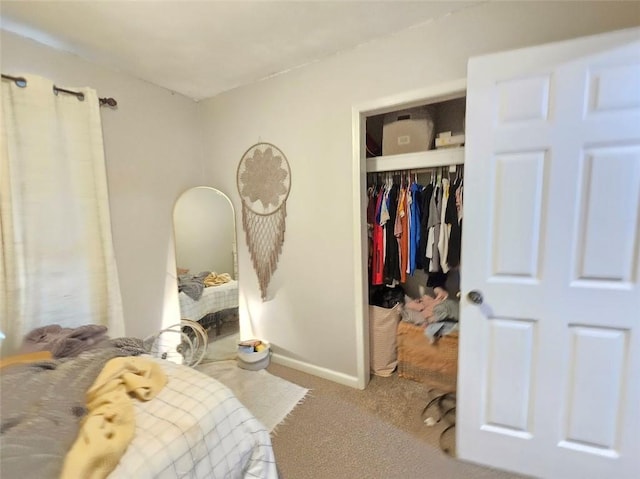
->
xmin=458 ymin=28 xmax=640 ymax=479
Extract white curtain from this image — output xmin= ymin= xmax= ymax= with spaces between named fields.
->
xmin=0 ymin=74 xmax=124 ymax=355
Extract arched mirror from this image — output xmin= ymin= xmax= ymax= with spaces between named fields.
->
xmin=173 ymin=186 xmax=239 ymax=361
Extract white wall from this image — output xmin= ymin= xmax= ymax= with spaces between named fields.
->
xmin=199 ymin=1 xmax=640 ymax=383
xmin=1 ymin=30 xmax=204 ymax=339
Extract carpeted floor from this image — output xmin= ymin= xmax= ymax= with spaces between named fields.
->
xmin=267 ymin=362 xmax=529 ymax=479
xmin=202 ymin=332 xmax=240 ymax=362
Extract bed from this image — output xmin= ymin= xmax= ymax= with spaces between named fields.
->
xmin=109 ymin=357 xmax=277 ymax=478
xmin=179 ymin=279 xmax=239 ymax=322
xmin=179 ymin=279 xmax=239 ymax=338
xmin=0 ymin=334 xmax=278 ymax=479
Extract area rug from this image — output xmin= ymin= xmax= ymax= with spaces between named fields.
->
xmin=203 ymin=332 xmax=240 ymax=362
xmin=196 ymin=359 xmax=309 ymax=433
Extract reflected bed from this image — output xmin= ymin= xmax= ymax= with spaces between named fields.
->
xmin=179 ymin=280 xmax=239 ymax=338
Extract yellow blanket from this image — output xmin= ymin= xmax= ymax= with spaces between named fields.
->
xmin=203 ymin=272 xmax=232 ymax=287
xmin=60 ymin=357 xmax=167 ymax=479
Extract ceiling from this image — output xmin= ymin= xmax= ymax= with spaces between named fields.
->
xmin=0 ymin=1 xmax=481 ymax=100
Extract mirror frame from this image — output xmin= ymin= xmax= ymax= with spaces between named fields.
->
xmin=171 ymin=185 xmax=239 ymax=349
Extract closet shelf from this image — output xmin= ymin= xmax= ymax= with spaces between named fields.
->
xmin=366 ymin=147 xmax=464 ymax=173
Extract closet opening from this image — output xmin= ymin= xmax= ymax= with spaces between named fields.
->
xmin=352 ymin=81 xmax=467 ymax=454
xmin=352 ymin=78 xmax=467 ymax=395
xmin=367 ymin=162 xmax=463 ymax=386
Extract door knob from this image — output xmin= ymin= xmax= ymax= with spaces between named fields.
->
xmin=467 ymin=290 xmax=483 ymax=305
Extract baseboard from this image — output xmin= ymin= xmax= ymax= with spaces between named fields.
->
xmin=270 ymin=352 xmax=362 ymax=389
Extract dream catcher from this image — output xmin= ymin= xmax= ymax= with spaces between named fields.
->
xmin=237 ymin=143 xmax=291 ymax=301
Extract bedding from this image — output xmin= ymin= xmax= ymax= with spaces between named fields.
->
xmin=1 ymin=331 xmax=278 ymax=479
xmin=0 ymin=341 xmax=148 ymax=479
xmin=62 ymin=356 xmax=168 ymax=479
xmin=108 ymin=358 xmax=277 ymax=479
xmin=179 ymin=279 xmax=239 ymax=322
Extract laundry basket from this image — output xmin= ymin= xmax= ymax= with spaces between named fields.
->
xmin=397 ymin=321 xmax=458 ymax=391
xmin=369 ymin=304 xmax=402 ymax=377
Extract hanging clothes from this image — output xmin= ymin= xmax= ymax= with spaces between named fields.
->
xmin=366 ymin=186 xmax=377 ymax=279
xmin=384 ymin=180 xmax=401 ymax=283
xmin=367 ymin=164 xmax=463 ymax=289
xmin=402 ymin=185 xmax=410 ymax=279
xmin=395 ymin=183 xmax=408 ymax=283
xmin=409 ymin=181 xmax=422 ymax=276
xmin=447 ymin=177 xmax=463 ymax=268
xmin=417 ymin=182 xmax=434 ymax=270
xmin=407 ymin=182 xmax=414 ymax=275
xmin=371 ymin=186 xmax=385 ymax=285
xmin=437 ymin=178 xmax=451 ymax=273
xmin=426 ymin=182 xmax=442 ymax=273
xmin=456 ymin=180 xmax=463 ymax=222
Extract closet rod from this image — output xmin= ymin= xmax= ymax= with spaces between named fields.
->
xmin=367 ymin=165 xmax=462 ymax=176
xmin=2 ymin=73 xmax=118 ymax=108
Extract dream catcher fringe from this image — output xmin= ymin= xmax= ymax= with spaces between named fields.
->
xmin=242 ymin=204 xmax=286 ymax=300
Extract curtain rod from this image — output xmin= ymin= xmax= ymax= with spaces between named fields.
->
xmin=1 ymin=73 xmax=117 ymax=108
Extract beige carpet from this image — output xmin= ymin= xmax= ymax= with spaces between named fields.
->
xmin=202 ymin=332 xmax=239 ymax=362
xmin=267 ymin=363 xmax=530 ymax=479
xmin=196 ymin=359 xmax=309 ymax=432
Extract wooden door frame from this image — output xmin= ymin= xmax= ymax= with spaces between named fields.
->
xmin=351 ymin=78 xmax=467 ymax=389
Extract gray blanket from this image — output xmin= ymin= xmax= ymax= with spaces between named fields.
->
xmin=425 ymin=320 xmax=459 ymax=342
xmin=20 ymin=323 xmax=110 ymax=358
xmin=0 ymin=338 xmax=145 ymax=479
xmin=432 ymin=299 xmax=459 ymax=322
xmin=426 ymin=300 xmax=460 ymax=342
xmin=178 ymin=271 xmax=210 ymax=301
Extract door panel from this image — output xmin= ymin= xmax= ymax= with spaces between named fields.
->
xmin=587 ymin=64 xmax=640 ymax=113
xmin=485 ymin=318 xmax=536 ymax=434
xmin=574 ymin=146 xmax=640 ymax=284
xmin=458 ymin=27 xmax=640 ymax=479
xmin=491 ymin=152 xmax=546 ymax=279
xmin=497 ymin=76 xmax=551 ymax=123
xmin=563 ymin=326 xmax=627 ymax=452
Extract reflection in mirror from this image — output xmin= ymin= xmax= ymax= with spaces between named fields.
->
xmin=173 ymin=187 xmax=239 ymax=362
